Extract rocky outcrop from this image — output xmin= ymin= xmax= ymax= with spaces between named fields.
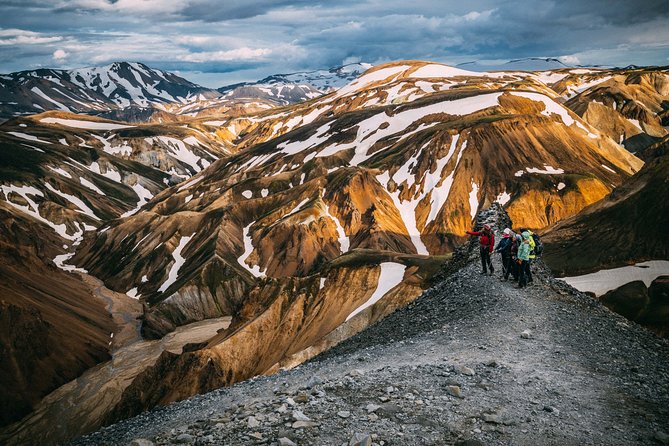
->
xmin=601 ymin=276 xmax=669 ymax=337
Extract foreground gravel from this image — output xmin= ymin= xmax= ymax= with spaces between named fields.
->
xmin=70 ymin=213 xmax=669 ymax=446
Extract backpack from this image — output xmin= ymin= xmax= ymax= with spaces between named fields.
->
xmin=531 ymin=233 xmax=543 ymax=256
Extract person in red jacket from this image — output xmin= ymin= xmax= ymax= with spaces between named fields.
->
xmin=466 ymin=224 xmax=495 ymax=275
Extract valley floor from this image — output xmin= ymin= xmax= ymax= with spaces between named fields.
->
xmin=68 ymin=254 xmax=669 ymax=446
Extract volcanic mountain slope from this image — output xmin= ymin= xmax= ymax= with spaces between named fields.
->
xmin=0 ymin=202 xmax=114 ymax=427
xmin=542 ymin=143 xmax=669 ymax=277
xmin=64 ymin=61 xmax=642 ymax=423
xmin=76 ymin=61 xmax=642 ymax=335
xmin=0 ymin=111 xmax=224 ymax=247
xmin=559 ymin=67 xmax=669 ymax=155
xmin=0 ymin=62 xmax=220 ymax=121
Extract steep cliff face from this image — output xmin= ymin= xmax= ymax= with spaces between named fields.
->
xmin=0 ymin=203 xmax=113 ymax=427
xmin=543 ymin=151 xmax=669 ymax=277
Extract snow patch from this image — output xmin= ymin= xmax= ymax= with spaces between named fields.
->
xmin=40 ymin=117 xmax=133 ymax=130
xmin=237 ymin=223 xmax=265 ymax=278
xmin=346 ymin=262 xmax=407 ymax=321
xmin=158 ymin=233 xmax=195 ymax=293
xmin=560 ymin=261 xmax=669 ymax=297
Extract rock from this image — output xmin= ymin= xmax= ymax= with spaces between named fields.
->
xmin=130 ymin=440 xmax=154 ymax=446
xmin=349 ymin=433 xmax=372 ymax=446
xmin=457 ymin=365 xmax=475 ymax=376
xmin=249 ymin=432 xmax=263 ymax=440
xmin=385 ymin=386 xmax=395 ymax=393
xmin=349 ymin=369 xmax=365 ymax=377
xmin=247 ymin=416 xmax=260 ymax=428
xmin=482 ymin=413 xmax=502 ymax=424
xmin=292 ymin=410 xmax=311 ymax=422
xmin=279 ymin=438 xmax=297 ymax=446
xmin=655 ymin=431 xmax=669 ymax=444
xmin=447 ymin=385 xmax=463 ymax=398
xmin=294 ymin=392 xmax=310 ymax=403
xmin=368 ymin=413 xmax=379 ymax=422
xmin=277 ymin=404 xmax=288 ymax=413
xmin=286 ymin=397 xmax=297 ymax=406
xmin=337 ymin=410 xmax=351 ymax=418
xmin=292 ymin=421 xmax=318 ymax=429
xmin=521 ymin=330 xmax=532 ymax=339
xmin=379 ymin=396 xmax=390 ymax=402
xmin=175 ymin=433 xmax=194 ymax=444
xmin=455 ymin=440 xmax=485 ymax=446
xmin=305 ymin=375 xmax=323 ymax=389
xmin=542 ymin=405 xmax=559 ymax=415
xmin=366 ymin=403 xmax=381 ymax=413
xmin=485 ymin=360 xmax=498 ymax=367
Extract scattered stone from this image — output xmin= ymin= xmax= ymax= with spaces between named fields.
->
xmin=175 ymin=433 xmax=194 ymax=444
xmin=368 ymin=413 xmax=379 ymax=422
xmin=279 ymin=438 xmax=297 ymax=446
xmin=130 ymin=440 xmax=154 ymax=446
xmin=379 ymin=396 xmax=390 ymax=402
xmin=366 ymin=403 xmax=381 ymax=413
xmin=447 ymin=385 xmax=463 ymax=398
xmin=349 ymin=433 xmax=372 ymax=446
xmin=543 ymin=406 xmax=559 ymax=416
xmin=286 ymin=397 xmax=297 ymax=406
xmin=485 ymin=360 xmax=498 ymax=367
xmin=337 ymin=410 xmax=351 ymax=419
xmin=247 ymin=416 xmax=260 ymax=428
xmin=249 ymin=432 xmax=263 ymax=440
xmin=305 ymin=375 xmax=323 ymax=389
xmin=457 ymin=365 xmax=475 ymax=376
xmin=294 ymin=392 xmax=309 ymax=404
xmin=385 ymin=386 xmax=395 ymax=393
xmin=349 ymin=369 xmax=365 ymax=377
xmin=482 ymin=413 xmax=502 ymax=424
xmin=655 ymin=431 xmax=669 ymax=444
xmin=521 ymin=330 xmax=532 ymax=339
xmin=277 ymin=404 xmax=288 ymax=413
xmin=292 ymin=421 xmax=318 ymax=429
xmin=292 ymin=410 xmax=311 ymax=422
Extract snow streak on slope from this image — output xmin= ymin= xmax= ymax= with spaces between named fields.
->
xmin=324 ymin=204 xmax=349 ymax=253
xmin=237 ymin=223 xmax=265 ymax=278
xmin=40 ymin=117 xmax=134 ymax=130
xmin=158 ymin=233 xmax=195 ymax=293
xmin=346 ymin=262 xmax=407 ymax=320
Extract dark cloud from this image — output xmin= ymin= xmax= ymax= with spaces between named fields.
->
xmin=1 ymin=0 xmax=668 ymax=86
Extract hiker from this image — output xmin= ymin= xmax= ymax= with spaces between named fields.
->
xmin=510 ymin=232 xmax=521 ymax=281
xmin=466 ymin=224 xmax=495 ymax=275
xmin=526 ymin=229 xmax=537 ymax=284
xmin=495 ymin=228 xmax=513 ymax=281
xmin=517 ymin=231 xmax=532 ymax=288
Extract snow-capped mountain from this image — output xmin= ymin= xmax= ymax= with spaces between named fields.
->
xmin=0 ymin=62 xmax=220 ymax=121
xmin=218 ymin=63 xmax=374 ymax=94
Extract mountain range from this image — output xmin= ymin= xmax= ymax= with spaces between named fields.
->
xmin=0 ymin=58 xmax=668 ymax=444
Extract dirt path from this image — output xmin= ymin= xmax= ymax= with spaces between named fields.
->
xmin=69 ymin=254 xmax=669 ymax=446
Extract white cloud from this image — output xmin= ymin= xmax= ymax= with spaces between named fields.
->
xmin=53 ymin=49 xmax=68 ymax=60
xmin=61 ymin=0 xmax=188 ymax=15
xmin=177 ymin=47 xmax=272 ymax=62
xmin=0 ymin=29 xmax=62 ymax=46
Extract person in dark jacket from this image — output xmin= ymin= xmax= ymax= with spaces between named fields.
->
xmin=495 ymin=228 xmax=513 ymax=281
xmin=466 ymin=224 xmax=495 ymax=275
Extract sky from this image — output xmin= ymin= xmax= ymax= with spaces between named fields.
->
xmin=1 ymin=0 xmax=668 ymax=87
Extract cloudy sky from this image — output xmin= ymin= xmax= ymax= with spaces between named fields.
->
xmin=1 ymin=0 xmax=668 ymax=87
